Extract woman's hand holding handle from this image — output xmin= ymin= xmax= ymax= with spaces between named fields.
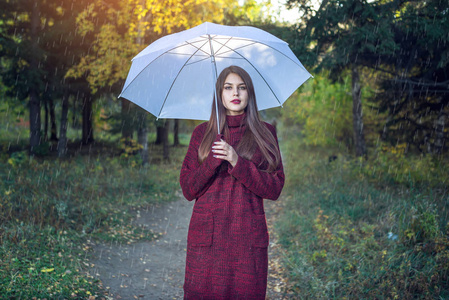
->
xmin=211 ymin=139 xmax=238 ymax=167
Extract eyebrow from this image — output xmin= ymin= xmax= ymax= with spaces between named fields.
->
xmin=224 ymin=82 xmax=246 ymax=86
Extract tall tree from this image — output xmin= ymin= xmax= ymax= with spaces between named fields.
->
xmin=0 ymin=0 xmax=91 ymax=155
xmin=57 ymin=90 xmax=69 ymax=157
xmin=287 ymin=0 xmax=399 ymax=157
xmin=287 ymin=0 xmax=449 ymax=154
xmin=28 ymin=0 xmax=40 ymax=153
xmin=374 ymin=0 xmax=449 ymax=153
xmin=173 ymin=119 xmax=180 ymax=147
xmin=66 ymin=0 xmax=236 ymax=150
xmin=0 ymin=0 xmax=44 ymax=153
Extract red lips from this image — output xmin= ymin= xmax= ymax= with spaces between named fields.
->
xmin=231 ymin=99 xmax=241 ymax=104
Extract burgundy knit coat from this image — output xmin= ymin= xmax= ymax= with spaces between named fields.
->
xmin=180 ymin=113 xmax=285 ymax=299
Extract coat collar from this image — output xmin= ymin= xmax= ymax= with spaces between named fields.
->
xmin=226 ymin=112 xmax=246 ymax=128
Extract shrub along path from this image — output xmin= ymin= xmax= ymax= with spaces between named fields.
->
xmin=89 ymin=193 xmax=292 ymax=299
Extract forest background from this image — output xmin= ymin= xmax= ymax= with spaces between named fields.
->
xmin=0 ymin=0 xmax=448 ymax=298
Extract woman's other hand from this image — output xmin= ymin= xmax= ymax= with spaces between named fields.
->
xmin=212 ymin=139 xmax=238 ymax=167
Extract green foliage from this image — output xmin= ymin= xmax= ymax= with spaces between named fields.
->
xmin=0 ymin=140 xmax=188 ymax=297
xmin=400 ymin=204 xmax=440 ymax=245
xmin=358 ymin=142 xmax=449 ymax=189
xmin=374 ymin=0 xmax=449 ymax=153
xmin=277 ymin=129 xmax=449 ymax=298
xmin=7 ymin=151 xmax=27 ymax=167
xmin=282 ymin=72 xmax=378 ymax=149
xmin=286 ymin=0 xmax=449 ymax=154
xmin=1 ymin=144 xmax=186 ymax=229
xmin=67 ymin=0 xmax=237 ymax=93
xmin=0 ymin=101 xmax=28 ymax=146
xmin=119 ymin=137 xmax=143 ymax=167
xmin=223 ymin=0 xmax=274 ymax=25
xmin=0 ymin=226 xmax=102 ymax=298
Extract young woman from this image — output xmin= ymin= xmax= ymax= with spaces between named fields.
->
xmin=180 ymin=65 xmax=284 ymax=299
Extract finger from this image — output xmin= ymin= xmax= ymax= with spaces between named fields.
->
xmin=212 ymin=145 xmax=225 ymax=151
xmin=212 ymin=142 xmax=227 ymax=150
xmin=212 ymin=149 xmax=227 ymax=155
xmin=215 ymin=143 xmax=229 ymax=148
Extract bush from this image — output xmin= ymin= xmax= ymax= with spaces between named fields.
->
xmin=359 ymin=142 xmax=449 ymax=189
xmin=276 ymin=131 xmax=449 ymax=299
xmin=0 ymin=142 xmax=188 ymax=298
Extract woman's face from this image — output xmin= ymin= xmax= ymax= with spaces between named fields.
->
xmin=221 ymin=73 xmax=248 ymax=116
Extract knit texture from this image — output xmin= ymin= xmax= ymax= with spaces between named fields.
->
xmin=180 ymin=113 xmax=285 ymax=299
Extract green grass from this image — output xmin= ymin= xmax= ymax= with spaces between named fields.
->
xmin=276 ymin=128 xmax=449 ymax=299
xmin=0 ymin=226 xmax=102 ymax=298
xmin=0 ymin=134 xmax=189 ymax=298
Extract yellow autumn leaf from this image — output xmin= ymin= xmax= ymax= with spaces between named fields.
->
xmin=41 ymin=268 xmax=55 ymax=273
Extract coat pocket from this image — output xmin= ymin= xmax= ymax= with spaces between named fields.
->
xmin=187 ymin=212 xmax=213 ymax=247
xmin=252 ymin=214 xmax=269 ymax=248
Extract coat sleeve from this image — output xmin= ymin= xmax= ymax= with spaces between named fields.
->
xmin=228 ymin=124 xmax=284 ymax=200
xmin=180 ymin=124 xmax=224 ymax=201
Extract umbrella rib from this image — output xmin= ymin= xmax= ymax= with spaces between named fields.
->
xmin=185 ymin=54 xmax=247 ymax=67
xmin=213 ymin=37 xmax=283 ymax=107
xmin=156 ymin=41 xmax=210 ymax=119
xmin=185 ymin=56 xmax=211 ymax=66
xmin=183 ymin=37 xmax=233 ymax=66
xmin=121 ymin=41 xmax=206 ymax=97
xmin=214 ymin=43 xmax=258 ymax=57
xmin=212 ymin=36 xmax=232 ymax=57
xmin=214 ymin=36 xmax=306 ymax=70
xmin=166 ymin=52 xmax=209 ymax=57
xmin=185 ymin=39 xmax=211 ymax=56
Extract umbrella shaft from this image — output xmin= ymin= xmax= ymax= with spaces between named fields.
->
xmin=208 ymin=35 xmax=220 ymax=134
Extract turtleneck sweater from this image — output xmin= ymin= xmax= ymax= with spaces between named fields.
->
xmin=180 ymin=113 xmax=284 ymax=299
xmin=225 ymin=113 xmax=246 ymax=149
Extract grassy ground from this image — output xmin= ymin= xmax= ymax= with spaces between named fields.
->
xmin=277 ymin=128 xmax=449 ymax=299
xmin=0 ymin=135 xmax=189 ymax=298
xmin=2 ymin=111 xmax=448 ymax=298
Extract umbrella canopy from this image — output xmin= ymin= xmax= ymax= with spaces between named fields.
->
xmin=119 ymin=22 xmax=312 ymax=121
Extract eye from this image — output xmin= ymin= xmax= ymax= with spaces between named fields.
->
xmin=239 ymin=86 xmax=247 ymax=90
xmin=224 ymin=86 xmax=232 ymax=90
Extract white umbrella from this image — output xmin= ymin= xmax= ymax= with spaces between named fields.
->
xmin=119 ymin=22 xmax=312 ymax=124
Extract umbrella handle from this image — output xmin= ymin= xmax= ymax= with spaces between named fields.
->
xmin=208 ymin=35 xmax=220 ymax=134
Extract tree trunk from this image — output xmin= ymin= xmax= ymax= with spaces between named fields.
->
xmin=49 ymin=96 xmax=58 ymax=141
xmin=351 ymin=66 xmax=367 ymax=157
xmin=44 ymin=98 xmax=49 ymax=141
xmin=82 ymin=95 xmax=94 ymax=145
xmin=137 ymin=113 xmax=149 ymax=165
xmin=121 ymin=98 xmax=134 ymax=140
xmin=434 ymin=110 xmax=446 ymax=154
xmin=58 ymin=91 xmax=69 ymax=158
xmin=155 ymin=124 xmax=164 ymax=144
xmin=29 ymin=1 xmax=40 ymax=154
xmin=173 ymin=119 xmax=180 ymax=146
xmin=72 ymin=93 xmax=78 ymax=128
xmin=162 ymin=120 xmax=169 ymax=160
xmin=381 ymin=114 xmax=392 ymax=141
xmin=130 ymin=2 xmax=147 ymax=156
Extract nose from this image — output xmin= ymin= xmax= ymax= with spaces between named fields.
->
xmin=233 ymin=88 xmax=239 ymax=96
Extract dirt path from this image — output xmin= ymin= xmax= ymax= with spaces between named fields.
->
xmin=89 ymin=195 xmax=292 ymax=299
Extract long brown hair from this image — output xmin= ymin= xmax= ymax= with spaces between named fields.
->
xmin=198 ymin=65 xmax=281 ymax=172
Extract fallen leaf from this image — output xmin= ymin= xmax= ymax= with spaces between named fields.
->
xmin=41 ymin=268 xmax=55 ymax=273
